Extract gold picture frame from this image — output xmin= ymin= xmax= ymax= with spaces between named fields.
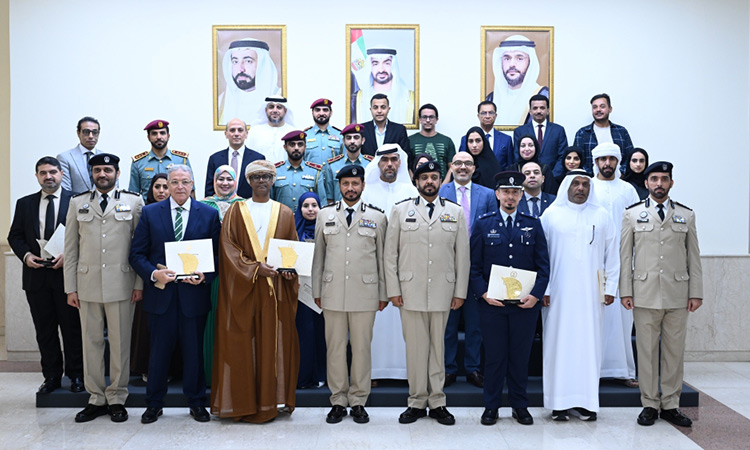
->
xmin=212 ymin=25 xmax=287 ymax=130
xmin=346 ymin=24 xmax=420 ymax=129
xmin=481 ymin=26 xmax=554 ymax=131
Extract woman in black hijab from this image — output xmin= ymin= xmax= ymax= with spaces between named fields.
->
xmin=621 ymin=148 xmax=650 ymax=200
xmin=505 ymin=134 xmax=557 ymax=194
xmin=555 ymin=146 xmax=585 ymax=185
xmin=463 ymin=126 xmax=503 ymax=189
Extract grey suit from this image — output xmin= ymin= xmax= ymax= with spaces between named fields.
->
xmin=57 ymin=146 xmax=102 ymax=195
xmin=312 ymin=201 xmax=387 ymax=407
xmin=64 ymin=189 xmax=143 ymax=406
xmin=384 ymin=196 xmax=470 ymax=409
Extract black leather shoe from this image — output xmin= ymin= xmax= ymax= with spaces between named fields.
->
xmin=398 ymin=407 xmax=427 ymax=424
xmin=190 ymin=406 xmax=210 ymax=423
xmin=637 ymin=407 xmax=658 ymax=426
xmin=660 ymin=408 xmax=692 ymax=427
xmin=141 ymin=407 xmax=163 ymax=424
xmin=326 ymin=405 xmax=347 ymax=424
xmin=444 ymin=373 xmax=457 ymax=387
xmin=351 ymin=405 xmax=369 ymax=424
xmin=480 ymin=408 xmax=498 ymax=425
xmin=74 ymin=404 xmax=109 ymax=423
xmin=38 ymin=378 xmax=61 ymax=394
xmin=512 ymin=407 xmax=534 ymax=425
xmin=109 ymin=404 xmax=128 ymax=422
xmin=69 ymin=377 xmax=85 ymax=393
xmin=551 ymin=409 xmax=569 ymax=421
xmin=572 ymin=407 xmax=597 ymax=421
xmin=429 ymin=406 xmax=456 ymax=425
xmin=466 ymin=371 xmax=484 ymax=388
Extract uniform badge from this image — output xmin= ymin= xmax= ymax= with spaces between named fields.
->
xmin=78 ymin=204 xmax=90 ymax=213
xmin=640 ymin=211 xmax=648 ymax=218
xmin=115 ymin=204 xmax=132 ymax=212
xmin=439 ymin=214 xmax=457 ymax=223
xmin=103 ymin=156 xmax=110 ymax=163
xmin=302 ymin=174 xmax=315 ymax=181
xmin=637 ymin=217 xmax=649 ymax=223
xmin=277 ymin=176 xmax=287 ymax=181
xmin=490 ymin=229 xmax=497 ymax=234
xmin=673 ymin=215 xmax=686 ymax=223
xmin=166 ymin=163 xmax=174 ymax=170
xmin=359 ymin=219 xmax=376 ymax=228
xmin=325 ymin=222 xmax=336 ymax=226
xmin=329 ymin=135 xmax=340 ymax=141
xmin=328 ymin=214 xmax=334 ymax=220
xmin=521 ymin=226 xmax=533 ymax=237
xmin=408 ymin=210 xmax=415 ymax=217
xmin=405 ymin=218 xmax=417 ymax=223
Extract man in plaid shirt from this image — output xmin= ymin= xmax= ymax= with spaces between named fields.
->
xmin=573 ymin=93 xmax=634 ymax=174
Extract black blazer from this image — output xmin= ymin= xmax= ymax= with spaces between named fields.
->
xmin=7 ymin=189 xmax=72 ymax=291
xmin=360 ymin=120 xmax=411 ymax=167
xmin=204 ymin=146 xmax=264 ymax=199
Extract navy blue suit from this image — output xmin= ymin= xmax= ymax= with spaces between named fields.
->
xmin=204 ymin=146 xmax=264 ymax=199
xmin=516 ymin=192 xmax=556 ymax=218
xmin=513 ymin=121 xmax=569 ymax=177
xmin=470 ymin=210 xmax=549 ymax=409
xmin=459 ymin=130 xmax=514 ymax=169
xmin=360 ymin=120 xmax=411 ymax=167
xmin=439 ymin=182 xmax=498 ymax=375
xmin=129 ymin=199 xmax=221 ymax=409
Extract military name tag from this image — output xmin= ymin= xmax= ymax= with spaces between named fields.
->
xmin=302 ymin=175 xmax=315 ymax=181
xmin=307 ymin=138 xmax=317 ymax=142
xmin=144 ymin=167 xmax=154 ymax=171
xmin=325 ymin=222 xmax=336 ymax=226
xmin=276 ymin=176 xmax=287 ymax=181
xmin=405 ymin=218 xmax=417 ymax=223
xmin=78 ymin=206 xmax=90 ymax=213
xmin=637 ymin=217 xmax=649 ymax=223
xmin=115 ymin=204 xmax=131 ymax=212
xmin=359 ymin=219 xmax=376 ymax=228
xmin=487 ymin=233 xmax=500 ymax=238
xmin=439 ymin=214 xmax=457 ymax=223
xmin=673 ymin=216 xmax=686 ymax=223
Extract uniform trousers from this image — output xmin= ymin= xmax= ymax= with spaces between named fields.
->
xmin=400 ymin=309 xmax=450 ymax=409
xmin=324 ymin=310 xmax=376 ymax=407
xmin=478 ymin=300 xmax=539 ymax=409
xmin=79 ymin=299 xmax=134 ymax=405
xmin=633 ymin=306 xmax=688 ymax=410
xmin=445 ymin=293 xmax=482 ymax=375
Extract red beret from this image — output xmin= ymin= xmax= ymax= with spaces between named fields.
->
xmin=341 ymin=123 xmax=364 ymax=135
xmin=281 ymin=130 xmax=306 ymax=142
xmin=310 ymin=98 xmax=332 ymax=109
xmin=144 ymin=119 xmax=169 ymax=131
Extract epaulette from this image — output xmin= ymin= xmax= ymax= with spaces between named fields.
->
xmin=305 ymin=161 xmax=323 ymax=171
xmin=478 ymin=211 xmax=497 ymax=220
xmin=395 ymin=197 xmax=415 ymax=205
xmin=365 ymin=203 xmax=384 ymax=213
xmin=331 ymin=125 xmax=342 ymax=132
xmin=625 ymin=199 xmax=646 ymax=210
xmin=672 ymin=200 xmax=692 ymax=211
xmin=440 ymin=197 xmax=459 ymax=206
xmin=120 ymin=190 xmax=141 ymax=197
xmin=72 ymin=190 xmax=91 ymax=198
xmin=274 ymin=160 xmax=286 ymax=168
xmin=171 ymin=149 xmax=189 ymax=158
xmin=321 ymin=201 xmax=337 ymax=209
xmin=131 ymin=151 xmax=149 ymax=162
xmin=327 ymin=154 xmax=345 ymax=164
xmin=363 ymin=154 xmax=374 ymax=161
xmin=518 ymin=212 xmax=539 ymax=220
xmin=303 ymin=126 xmax=313 ymax=131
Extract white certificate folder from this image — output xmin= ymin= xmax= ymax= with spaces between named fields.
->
xmin=487 ymin=265 xmax=537 ymax=300
xmin=165 ymin=239 xmax=215 ymax=276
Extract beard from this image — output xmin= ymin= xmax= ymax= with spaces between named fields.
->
xmin=313 ymin=115 xmax=329 ymax=126
xmin=504 ymin=68 xmax=526 ymax=88
xmin=373 ymin=72 xmax=393 ymax=85
xmin=152 ymin=140 xmax=167 ymax=150
xmin=599 ymin=166 xmax=616 ymax=179
xmin=233 ymin=73 xmax=256 ymax=91
xmin=418 ymin=184 xmax=438 ymax=197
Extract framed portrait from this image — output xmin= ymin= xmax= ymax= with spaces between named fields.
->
xmin=481 ymin=26 xmax=554 ymax=131
xmin=346 ymin=24 xmax=420 ymax=129
xmin=212 ymin=25 xmax=287 ymax=130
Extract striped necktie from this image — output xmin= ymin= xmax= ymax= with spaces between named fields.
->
xmin=174 ymin=206 xmax=184 ymax=241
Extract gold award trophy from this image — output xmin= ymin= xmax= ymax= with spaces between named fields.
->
xmin=501 ymin=270 xmax=524 ymax=305
xmin=277 ymin=245 xmax=299 ymax=274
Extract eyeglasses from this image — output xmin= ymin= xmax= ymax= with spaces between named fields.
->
xmin=169 ymin=180 xmax=193 ymax=187
xmin=420 ymin=115 xmax=436 ymax=121
xmin=81 ymin=129 xmax=100 ymax=136
xmin=249 ymin=174 xmax=273 ymax=182
xmin=478 ymin=111 xmax=496 ymax=116
xmin=452 ymin=161 xmax=475 ymax=167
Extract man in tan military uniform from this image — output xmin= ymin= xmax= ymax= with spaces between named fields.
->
xmin=620 ymin=161 xmax=703 ymax=428
xmin=312 ymin=164 xmax=387 ymax=425
xmin=384 ymin=161 xmax=470 ymax=426
xmin=64 ymin=153 xmax=144 ymax=423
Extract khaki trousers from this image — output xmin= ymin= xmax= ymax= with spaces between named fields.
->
xmin=79 ymin=299 xmax=134 ymax=406
xmin=400 ymin=309 xmax=449 ymax=409
xmin=633 ymin=306 xmax=689 ymax=410
xmin=324 ymin=309 xmax=376 ymax=407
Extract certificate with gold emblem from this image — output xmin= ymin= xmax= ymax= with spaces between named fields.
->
xmin=266 ymin=239 xmax=315 ymax=277
xmin=487 ymin=265 xmax=537 ymax=304
xmin=165 ymin=239 xmax=215 ymax=279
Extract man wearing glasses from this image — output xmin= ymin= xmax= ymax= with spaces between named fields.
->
xmin=408 ymin=104 xmax=455 ymax=182
xmin=57 ymin=117 xmax=104 ymax=195
xmin=459 ymin=101 xmax=514 ymax=168
xmin=438 ymin=152 xmax=498 ymax=389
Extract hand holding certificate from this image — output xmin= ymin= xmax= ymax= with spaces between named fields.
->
xmin=487 ymin=265 xmax=537 ymax=305
xmin=164 ymin=239 xmax=215 ymax=280
xmin=266 ymin=239 xmax=315 ymax=277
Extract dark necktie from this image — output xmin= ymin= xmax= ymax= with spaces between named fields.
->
xmin=85 ymin=152 xmax=94 ymax=186
xmin=231 ymin=150 xmax=239 ymax=175
xmin=44 ymin=194 xmax=56 ymax=240
xmin=174 ymin=206 xmax=184 ymax=241
xmin=427 ymin=202 xmax=435 ymax=219
xmin=506 ymin=215 xmax=513 ymax=229
xmin=100 ymin=193 xmax=108 ymax=213
xmin=530 ymin=197 xmax=540 ymax=217
xmin=537 ymin=124 xmax=544 ymax=150
xmin=657 ymin=203 xmax=665 ymax=221
xmin=346 ymin=208 xmax=354 ymax=226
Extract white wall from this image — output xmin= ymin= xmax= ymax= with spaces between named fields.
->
xmin=9 ymin=0 xmax=749 ymax=254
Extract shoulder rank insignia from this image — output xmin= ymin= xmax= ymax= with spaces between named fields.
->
xmin=274 ymin=160 xmax=286 ymax=168
xmin=518 ymin=212 xmax=538 ymax=220
xmin=327 ymin=154 xmax=345 ymax=164
xmin=440 ymin=197 xmax=458 ymax=206
xmin=439 ymin=214 xmax=457 ymax=223
xmin=73 ymin=191 xmax=91 ymax=198
xmin=170 ymin=149 xmax=189 ymax=158
xmin=303 ymin=125 xmax=313 ymax=131
xmin=478 ymin=211 xmax=497 ymax=219
xmin=131 ymin=151 xmax=149 ymax=162
xmin=331 ymin=125 xmax=342 ymax=132
xmin=673 ymin=200 xmax=693 ymax=211
xmin=359 ymin=218 xmax=377 ymax=228
xmin=121 ymin=190 xmax=141 ymax=197
xmin=321 ymin=202 xmax=336 ymax=209
xmin=395 ymin=197 xmax=414 ymax=205
xmin=305 ymin=161 xmax=323 ymax=171
xmin=363 ymin=154 xmax=374 ymax=161
xmin=365 ymin=203 xmax=384 ymax=214
xmin=626 ymin=199 xmax=646 ymax=210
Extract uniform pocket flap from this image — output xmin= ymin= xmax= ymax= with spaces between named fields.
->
xmin=362 ymin=273 xmax=378 ymax=284
xmin=634 ymin=270 xmax=648 ymax=281
xmin=675 ymin=271 xmax=690 ymax=281
xmin=399 ymin=271 xmax=413 ymax=281
xmin=323 ymin=271 xmax=334 ymax=282
xmin=77 ymin=265 xmax=89 ymax=273
xmin=446 ymin=272 xmax=456 ymax=282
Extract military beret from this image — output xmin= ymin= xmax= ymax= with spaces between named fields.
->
xmin=341 ymin=123 xmax=364 ymax=135
xmin=493 ymin=171 xmax=525 ymax=189
xmin=414 ymin=161 xmax=441 ymax=178
xmin=336 ymin=164 xmax=365 ymax=180
xmin=643 ymin=161 xmax=673 ymax=178
xmin=88 ymin=153 xmax=120 ymax=167
xmin=310 ymin=98 xmax=332 ymax=109
xmin=144 ymin=119 xmax=169 ymax=131
xmin=281 ymin=130 xmax=306 ymax=142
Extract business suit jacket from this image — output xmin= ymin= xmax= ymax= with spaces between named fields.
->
xmin=57 ymin=146 xmax=102 ymax=194
xmin=619 ymin=198 xmax=703 ymax=309
xmin=384 ymin=197 xmax=470 ymax=311
xmin=64 ymin=189 xmax=144 ymax=301
xmin=513 ymin=121 xmax=569 ymax=177
xmin=8 ymin=189 xmax=72 ymax=291
xmin=312 ymin=201 xmax=387 ymax=311
xmin=204 ymin=146 xmax=264 ymax=198
xmin=438 ymin=182 xmax=498 ymax=229
xmin=360 ymin=120 xmax=411 ymax=165
xmin=129 ymin=199 xmax=221 ymax=318
xmin=516 ymin=192 xmax=556 ymax=217
xmin=459 ymin=130 xmax=514 ymax=169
